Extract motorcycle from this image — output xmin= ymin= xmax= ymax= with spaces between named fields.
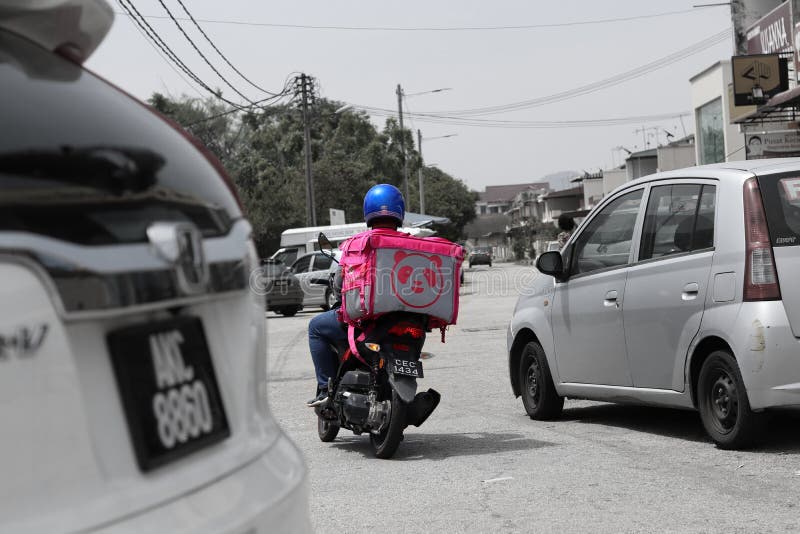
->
xmin=313 ymin=233 xmax=441 ymax=459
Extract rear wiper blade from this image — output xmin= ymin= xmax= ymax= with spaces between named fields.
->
xmin=0 ymin=145 xmax=164 ymax=194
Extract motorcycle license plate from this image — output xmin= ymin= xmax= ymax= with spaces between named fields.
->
xmin=107 ymin=317 xmax=230 ymax=471
xmin=391 ymin=357 xmax=424 ymax=378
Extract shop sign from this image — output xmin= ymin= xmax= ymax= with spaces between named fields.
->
xmin=746 ymin=1 xmax=793 ymax=54
xmin=745 ymin=130 xmax=800 ymax=159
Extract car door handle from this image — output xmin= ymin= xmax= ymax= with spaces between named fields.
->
xmin=682 ymin=282 xmax=699 ymax=301
xmin=604 ymin=290 xmax=619 ymax=308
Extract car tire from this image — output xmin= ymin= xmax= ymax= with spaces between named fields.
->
xmin=279 ymin=308 xmax=298 ymax=317
xmin=322 ymin=289 xmax=335 ymax=311
xmin=488 ymin=261 xmax=492 ymax=267
xmin=697 ymin=350 xmax=763 ymax=450
xmin=519 ymin=341 xmax=563 ymax=420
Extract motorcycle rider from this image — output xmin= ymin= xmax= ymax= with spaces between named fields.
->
xmin=306 ymin=183 xmax=406 ymax=407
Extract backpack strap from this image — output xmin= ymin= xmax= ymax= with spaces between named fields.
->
xmin=347 ymin=324 xmax=369 ymax=366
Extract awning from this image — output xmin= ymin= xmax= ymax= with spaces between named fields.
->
xmin=403 ymin=211 xmax=451 ymax=227
xmin=734 ymin=84 xmax=800 ymax=124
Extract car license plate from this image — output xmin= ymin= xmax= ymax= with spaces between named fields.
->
xmin=274 ymin=279 xmax=288 ymax=286
xmin=107 ymin=317 xmax=230 ymax=471
xmin=391 ymin=357 xmax=424 ymax=378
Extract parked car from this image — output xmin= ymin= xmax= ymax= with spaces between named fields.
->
xmin=468 ymin=246 xmax=493 ymax=268
xmin=0 ymin=2 xmax=310 ymax=531
xmin=260 ymin=259 xmax=304 ymax=316
xmin=290 ymin=251 xmax=335 ymax=309
xmin=508 ymin=160 xmax=800 ymax=450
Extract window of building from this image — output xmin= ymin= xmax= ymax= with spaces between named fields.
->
xmin=697 ymin=98 xmax=724 ymax=164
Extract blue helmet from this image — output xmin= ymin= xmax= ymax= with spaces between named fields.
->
xmin=363 ymin=183 xmax=405 ymax=226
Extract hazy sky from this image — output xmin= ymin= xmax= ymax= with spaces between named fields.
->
xmin=87 ymin=1 xmax=733 ymax=191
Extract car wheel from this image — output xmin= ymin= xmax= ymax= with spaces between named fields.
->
xmin=697 ymin=350 xmax=763 ymax=449
xmin=519 ymin=341 xmax=563 ymax=420
xmin=488 ymin=261 xmax=492 ymax=267
xmin=322 ymin=289 xmax=335 ymax=311
xmin=279 ymin=308 xmax=298 ymax=317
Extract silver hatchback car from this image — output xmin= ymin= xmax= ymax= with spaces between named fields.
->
xmin=508 ymin=159 xmax=800 ymax=449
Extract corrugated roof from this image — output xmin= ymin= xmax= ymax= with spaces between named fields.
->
xmin=543 ymin=186 xmax=583 ymax=199
xmin=478 ymin=182 xmax=549 ymax=203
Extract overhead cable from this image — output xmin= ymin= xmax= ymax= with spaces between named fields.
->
xmin=154 ymin=0 xmax=256 ymax=104
xmin=172 ymin=0 xmax=284 ymax=96
xmin=113 ymin=7 xmax=713 ymax=32
xmin=353 ymin=28 xmax=731 ymax=118
xmin=357 ymin=110 xmax=693 ymax=129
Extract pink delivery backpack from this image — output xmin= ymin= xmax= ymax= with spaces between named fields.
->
xmin=339 ymin=228 xmax=465 ymax=339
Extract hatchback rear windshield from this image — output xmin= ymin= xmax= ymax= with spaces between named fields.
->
xmin=757 ymin=174 xmax=800 ymax=247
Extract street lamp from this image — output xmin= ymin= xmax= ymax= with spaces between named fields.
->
xmin=396 ymin=85 xmax=453 ymax=202
xmin=417 ymin=131 xmax=458 ymax=215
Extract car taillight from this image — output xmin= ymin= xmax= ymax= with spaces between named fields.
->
xmin=743 ymin=177 xmax=781 ymax=301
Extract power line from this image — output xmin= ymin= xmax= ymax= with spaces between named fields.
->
xmin=182 ymin=74 xmax=298 ymax=127
xmin=351 ymin=28 xmax=730 ymax=118
xmin=112 ymin=7 xmax=713 ymax=32
xmin=172 ymin=0 xmax=284 ymax=96
xmin=118 ymin=2 xmax=202 ymax=97
xmin=120 ymin=0 xmax=294 ymax=114
xmin=154 ymin=0 xmax=256 ymax=104
xmin=356 ymin=110 xmax=693 ymax=129
xmin=118 ymin=0 xmax=250 ymax=110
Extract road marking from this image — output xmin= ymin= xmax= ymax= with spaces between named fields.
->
xmin=482 ymin=476 xmax=513 ymax=484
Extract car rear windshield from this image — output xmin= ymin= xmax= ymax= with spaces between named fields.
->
xmin=757 ymin=174 xmax=800 ymax=247
xmin=0 ymin=29 xmax=239 ymax=245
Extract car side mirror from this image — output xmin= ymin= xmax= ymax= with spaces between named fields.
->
xmin=536 ymin=251 xmax=567 ymax=281
xmin=317 ymin=232 xmax=338 ymax=262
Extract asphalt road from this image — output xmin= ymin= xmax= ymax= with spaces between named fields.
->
xmin=266 ymin=263 xmax=800 ymax=534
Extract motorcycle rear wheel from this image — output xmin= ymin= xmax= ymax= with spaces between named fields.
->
xmin=318 ymin=417 xmax=340 ymax=442
xmin=370 ymin=390 xmax=406 ymax=459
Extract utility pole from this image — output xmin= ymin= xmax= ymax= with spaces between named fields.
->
xmin=396 ymin=84 xmax=409 ymax=202
xmin=296 ymin=73 xmax=317 ymax=226
xmin=417 ymin=129 xmax=425 ymax=215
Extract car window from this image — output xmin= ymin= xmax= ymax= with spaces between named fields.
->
xmin=639 ymin=184 xmax=715 ymax=261
xmin=570 ymin=189 xmax=643 ymax=276
xmin=757 ymin=175 xmax=800 ymax=247
xmin=291 ymin=255 xmax=312 ymax=273
xmin=314 ymin=254 xmax=332 ymax=271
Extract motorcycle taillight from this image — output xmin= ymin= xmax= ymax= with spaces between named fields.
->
xmin=388 ymin=323 xmax=425 ymax=339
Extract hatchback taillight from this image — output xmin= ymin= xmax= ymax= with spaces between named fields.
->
xmin=743 ymin=177 xmax=781 ymax=301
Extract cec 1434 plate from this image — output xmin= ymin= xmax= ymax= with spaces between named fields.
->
xmin=391 ymin=357 xmax=424 ymax=378
xmin=107 ymin=316 xmax=230 ymax=471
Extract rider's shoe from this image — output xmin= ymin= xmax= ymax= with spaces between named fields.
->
xmin=306 ymin=390 xmax=329 ymax=407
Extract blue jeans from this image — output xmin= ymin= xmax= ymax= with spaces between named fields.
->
xmin=308 ymin=309 xmax=347 ymax=390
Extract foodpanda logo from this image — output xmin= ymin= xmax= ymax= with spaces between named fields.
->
xmin=391 ymin=251 xmax=444 ymax=308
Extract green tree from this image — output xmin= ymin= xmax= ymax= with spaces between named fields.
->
xmin=146 ymin=93 xmax=477 ymax=254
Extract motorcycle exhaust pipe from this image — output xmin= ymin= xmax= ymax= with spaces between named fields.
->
xmin=405 ymin=388 xmax=441 ymax=427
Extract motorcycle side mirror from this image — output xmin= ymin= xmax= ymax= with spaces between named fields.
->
xmin=317 ymin=232 xmax=338 ymax=263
